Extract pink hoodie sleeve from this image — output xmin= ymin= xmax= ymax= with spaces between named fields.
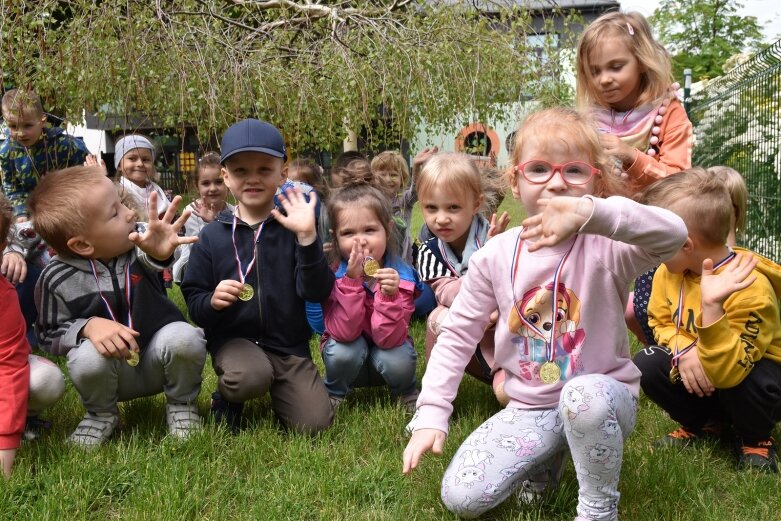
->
xmin=323 ymin=276 xmax=368 ymax=342
xmin=430 ymin=277 xmax=462 ymax=308
xmin=370 ymin=280 xmax=416 ymax=349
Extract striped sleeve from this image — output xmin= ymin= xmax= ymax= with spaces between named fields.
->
xmin=416 ymin=241 xmax=450 ymax=282
xmin=35 ymin=263 xmax=90 ymax=356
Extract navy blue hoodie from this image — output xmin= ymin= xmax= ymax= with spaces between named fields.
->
xmin=181 ymin=209 xmax=334 ymax=358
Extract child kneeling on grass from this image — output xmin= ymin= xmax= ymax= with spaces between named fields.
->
xmin=634 ymin=167 xmax=781 ymax=473
xmin=30 ymin=166 xmax=207 ymax=447
xmin=181 ymin=119 xmax=335 ymax=435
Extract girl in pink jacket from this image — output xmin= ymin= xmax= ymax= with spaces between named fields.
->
xmin=321 ymin=184 xmax=421 ymax=413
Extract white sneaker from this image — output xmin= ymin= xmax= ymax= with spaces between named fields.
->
xmin=166 ymin=403 xmax=201 ymax=439
xmin=516 ymin=451 xmax=569 ymax=503
xmin=68 ymin=411 xmax=119 ymax=447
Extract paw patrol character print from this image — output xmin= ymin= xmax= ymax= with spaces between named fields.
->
xmin=454 ymin=450 xmax=494 ymax=488
xmin=508 ymin=282 xmax=586 ymax=382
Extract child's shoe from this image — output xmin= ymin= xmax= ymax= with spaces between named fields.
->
xmin=736 ymin=437 xmax=778 ymax=473
xmin=399 ymin=390 xmax=419 ymax=414
xmin=655 ymin=423 xmax=721 ymax=448
xmin=23 ymin=416 xmax=52 ymax=442
xmin=516 ymin=451 xmax=568 ymax=504
xmin=69 ymin=411 xmax=119 ymax=447
xmin=210 ymin=392 xmax=243 ymax=434
xmin=166 ymin=403 xmax=201 ymax=439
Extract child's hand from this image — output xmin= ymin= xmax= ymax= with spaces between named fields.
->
xmin=345 ymin=240 xmax=365 ymax=279
xmin=1 ymin=252 xmax=26 ymax=284
xmin=402 ymin=428 xmax=447 ymax=475
xmin=701 ymin=253 xmax=758 ymax=310
xmin=485 ymin=309 xmax=499 ymax=331
xmin=82 ymin=317 xmax=140 ymax=360
xmin=678 ymin=347 xmax=714 ymax=397
xmin=521 ymin=197 xmax=593 ymax=252
xmin=211 ymin=279 xmax=244 ymax=310
xmin=130 ymin=192 xmax=196 ymax=260
xmin=487 ymin=212 xmax=510 ymax=240
xmin=323 ymin=241 xmax=333 ymax=255
xmin=271 ymin=187 xmax=317 ymax=246
xmin=191 ymin=199 xmax=219 ymax=223
xmin=412 ymin=146 xmax=439 ymax=169
xmin=84 ymin=154 xmax=104 ymax=168
xmin=599 ymin=134 xmax=637 ymax=167
xmin=375 ymin=268 xmax=400 ymax=297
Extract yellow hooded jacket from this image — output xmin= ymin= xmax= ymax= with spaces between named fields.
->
xmin=649 ymin=247 xmax=781 ymax=388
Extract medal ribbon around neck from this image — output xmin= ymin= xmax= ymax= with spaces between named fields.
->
xmin=671 ymin=248 xmax=737 ymax=368
xmin=231 ymin=211 xmax=265 ymax=287
xmin=88 ymin=260 xmax=133 ymax=329
xmin=510 ymin=230 xmax=576 ymax=381
xmin=437 ymin=225 xmax=483 ymax=277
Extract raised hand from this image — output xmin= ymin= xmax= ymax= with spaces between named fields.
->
xmin=520 ymin=196 xmax=593 ymax=251
xmin=345 ymin=240 xmax=364 ymax=279
xmin=487 ymin=211 xmax=510 ymax=240
xmin=129 ymin=192 xmax=197 ymax=260
xmin=270 ymin=187 xmax=317 ymax=246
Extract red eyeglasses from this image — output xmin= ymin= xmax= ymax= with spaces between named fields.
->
xmin=516 ymin=160 xmax=600 ymax=185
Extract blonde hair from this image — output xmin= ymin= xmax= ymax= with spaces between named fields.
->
xmin=506 ymin=107 xmax=625 ymax=199
xmin=326 ymin=184 xmax=398 ymax=265
xmin=708 ymin=165 xmax=747 ymax=239
xmin=371 ymin=151 xmax=411 ymax=189
xmin=1 ymin=89 xmax=44 ymax=117
xmin=28 ymin=166 xmax=109 ymax=257
xmin=576 ymin=11 xmax=673 ymax=109
xmin=639 ymin=167 xmax=732 ymax=246
xmin=416 ymin=153 xmax=493 ymax=215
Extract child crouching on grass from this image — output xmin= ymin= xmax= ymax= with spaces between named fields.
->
xmin=321 ymin=184 xmax=422 ymax=413
xmin=30 ymin=166 xmax=207 ymax=446
xmin=403 ymin=107 xmax=687 ymax=520
xmin=633 ymin=168 xmax=781 ymax=473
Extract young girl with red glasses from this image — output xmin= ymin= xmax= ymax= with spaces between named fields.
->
xmin=403 ymin=107 xmax=688 ymax=521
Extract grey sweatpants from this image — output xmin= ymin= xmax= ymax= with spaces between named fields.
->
xmin=441 ymin=374 xmax=637 ymax=521
xmin=67 ymin=321 xmax=206 ymax=413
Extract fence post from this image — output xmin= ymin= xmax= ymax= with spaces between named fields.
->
xmin=683 ymin=68 xmax=692 ymax=114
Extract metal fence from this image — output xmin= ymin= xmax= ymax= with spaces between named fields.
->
xmin=688 ymin=39 xmax=781 ymax=262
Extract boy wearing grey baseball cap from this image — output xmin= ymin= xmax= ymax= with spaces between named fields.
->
xmin=181 ymin=119 xmax=335 ymax=434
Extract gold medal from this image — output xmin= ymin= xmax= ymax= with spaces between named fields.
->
xmin=363 ymin=257 xmax=380 ymax=277
xmin=127 ymin=350 xmax=140 ymax=367
xmin=669 ymin=366 xmax=681 ymax=384
xmin=238 ymin=283 xmax=254 ymax=301
xmin=539 ymin=362 xmax=561 ymax=384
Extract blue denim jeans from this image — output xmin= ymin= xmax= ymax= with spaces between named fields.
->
xmin=322 ymin=336 xmax=417 ymax=398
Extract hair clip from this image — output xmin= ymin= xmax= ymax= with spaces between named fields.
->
xmin=626 ymin=23 xmax=634 ymax=36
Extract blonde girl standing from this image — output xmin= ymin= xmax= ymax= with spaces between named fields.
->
xmin=577 ymin=11 xmax=694 ymax=344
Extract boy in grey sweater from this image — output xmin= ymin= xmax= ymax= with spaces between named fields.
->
xmin=30 ymin=166 xmax=207 ymax=446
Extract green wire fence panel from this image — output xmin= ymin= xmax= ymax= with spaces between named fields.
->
xmin=689 ymin=39 xmax=781 ymax=262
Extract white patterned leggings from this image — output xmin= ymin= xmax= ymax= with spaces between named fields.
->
xmin=441 ymin=374 xmax=637 ymax=520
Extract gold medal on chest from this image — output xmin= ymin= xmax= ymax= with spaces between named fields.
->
xmin=238 ymin=283 xmax=255 ymax=302
xmin=539 ymin=361 xmax=561 ymax=384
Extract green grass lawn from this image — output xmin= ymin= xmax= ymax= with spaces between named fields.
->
xmin=3 ymin=200 xmax=779 ymax=520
